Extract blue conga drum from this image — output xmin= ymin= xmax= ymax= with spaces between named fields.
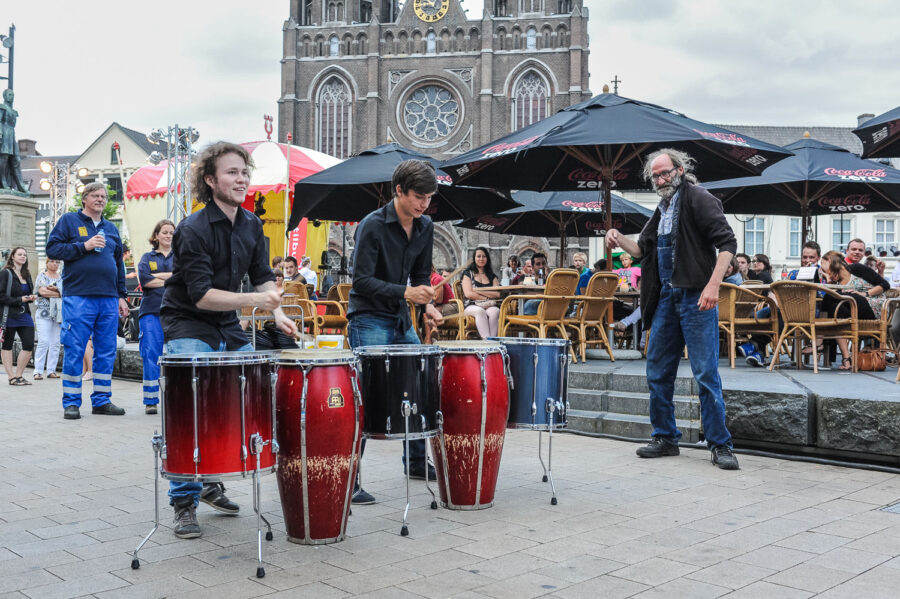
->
xmin=489 ymin=337 xmax=568 ymax=430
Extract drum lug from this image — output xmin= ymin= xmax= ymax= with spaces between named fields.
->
xmin=242 ymin=445 xmax=249 ymax=461
xmin=384 ymin=357 xmax=390 ymax=373
xmin=420 ymin=356 xmax=425 ymax=371
xmin=193 ymin=448 xmax=200 ymax=464
xmin=271 ymin=440 xmax=280 ymax=454
xmin=436 ymin=410 xmax=444 ymax=426
xmin=386 ymin=416 xmax=391 ymax=434
xmin=503 ymin=350 xmax=513 ymax=390
xmin=401 ymin=400 xmax=412 ymax=417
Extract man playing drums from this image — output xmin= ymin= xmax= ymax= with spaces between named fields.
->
xmin=347 ymin=159 xmax=444 ymax=504
xmin=160 ymin=141 xmax=297 ymax=538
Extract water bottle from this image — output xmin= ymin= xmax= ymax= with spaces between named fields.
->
xmin=94 ymin=226 xmax=106 ymax=253
xmin=537 ymin=268 xmax=544 ymax=286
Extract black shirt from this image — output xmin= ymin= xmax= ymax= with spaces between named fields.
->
xmin=161 ymin=201 xmax=275 ymax=350
xmin=848 ymin=262 xmax=890 ymax=291
xmin=348 ymin=200 xmax=433 ymax=330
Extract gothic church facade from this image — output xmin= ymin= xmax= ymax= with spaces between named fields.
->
xmin=279 ymin=0 xmax=591 ymax=269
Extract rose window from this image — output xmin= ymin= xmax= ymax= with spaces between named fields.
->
xmin=402 ymin=85 xmax=460 ymax=142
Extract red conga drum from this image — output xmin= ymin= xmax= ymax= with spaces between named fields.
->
xmin=159 ymin=352 xmax=276 ymax=481
xmin=275 ymin=349 xmax=362 ymax=544
xmin=431 ymin=341 xmax=510 ymax=510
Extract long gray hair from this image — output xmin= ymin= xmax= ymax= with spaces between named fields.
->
xmin=642 ymin=148 xmax=698 ymax=184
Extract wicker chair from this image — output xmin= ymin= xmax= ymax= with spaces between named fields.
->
xmin=499 ymin=268 xmax=580 ymax=361
xmin=717 ymin=283 xmax=780 ymax=368
xmin=768 ymin=281 xmax=859 ymax=373
xmin=451 ymin=279 xmax=481 ymax=340
xmin=564 ymin=272 xmax=618 ymax=362
xmin=283 ymin=280 xmax=309 ymax=300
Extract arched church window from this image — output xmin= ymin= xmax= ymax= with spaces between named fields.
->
xmin=403 ymin=84 xmax=460 ymax=143
xmin=511 ymin=70 xmax=549 ymax=130
xmin=426 ymin=31 xmax=436 ymax=54
xmin=526 ymin=27 xmax=537 ymax=50
xmin=317 ymin=76 xmax=352 ymax=159
xmin=329 ymin=35 xmax=340 ymax=56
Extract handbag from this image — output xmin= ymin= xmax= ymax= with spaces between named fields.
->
xmin=474 ymin=299 xmax=498 ymax=309
xmin=856 ymin=348 xmax=887 ymax=372
xmin=0 ymin=270 xmax=11 ymax=344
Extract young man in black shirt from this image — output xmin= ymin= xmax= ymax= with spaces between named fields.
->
xmin=161 ymin=142 xmax=298 ymax=539
xmin=347 ymin=159 xmax=443 ymax=504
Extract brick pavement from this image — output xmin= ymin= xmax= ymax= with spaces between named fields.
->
xmin=2 ymin=377 xmax=900 ymax=598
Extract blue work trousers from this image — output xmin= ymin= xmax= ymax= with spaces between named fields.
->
xmin=646 ymin=234 xmax=732 ymax=449
xmin=60 ymin=296 xmax=118 ymax=409
xmin=138 ymin=314 xmax=162 ymax=406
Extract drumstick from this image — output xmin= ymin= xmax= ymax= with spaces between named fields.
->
xmin=433 ymin=265 xmax=467 ymax=291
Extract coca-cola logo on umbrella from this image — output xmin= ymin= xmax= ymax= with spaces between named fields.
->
xmin=472 ymin=215 xmax=511 ymax=231
xmin=816 ymin=193 xmax=873 ymax=212
xmin=566 ymin=167 xmax=630 ymax=189
xmin=560 ymin=199 xmax=604 ymax=212
xmin=693 ymin=129 xmax=750 ymax=147
xmin=823 ymin=167 xmax=886 ymax=182
xmin=585 ymin=217 xmax=624 ymax=234
xmin=479 ymin=135 xmax=540 ymax=159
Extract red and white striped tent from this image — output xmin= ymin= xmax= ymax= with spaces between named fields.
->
xmin=124 ymin=140 xmax=342 ymax=261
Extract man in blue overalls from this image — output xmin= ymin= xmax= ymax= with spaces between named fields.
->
xmin=606 ymin=149 xmax=740 ymax=470
xmin=46 ymin=182 xmax=130 ymax=420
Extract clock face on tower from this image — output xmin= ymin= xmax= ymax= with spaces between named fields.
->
xmin=413 ymin=0 xmax=450 ymax=23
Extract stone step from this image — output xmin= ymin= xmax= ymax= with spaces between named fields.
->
xmin=568 ymin=368 xmax=695 ymax=395
xmin=568 ymin=389 xmax=699 ymax=420
xmin=567 ymin=409 xmax=701 ymax=443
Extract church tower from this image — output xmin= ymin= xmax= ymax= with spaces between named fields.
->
xmin=279 ymin=0 xmax=591 ymax=266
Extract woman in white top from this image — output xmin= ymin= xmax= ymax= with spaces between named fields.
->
xmin=33 ymin=258 xmax=63 ymax=380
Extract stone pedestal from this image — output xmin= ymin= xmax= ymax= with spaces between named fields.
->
xmin=0 ymin=190 xmax=40 ymax=279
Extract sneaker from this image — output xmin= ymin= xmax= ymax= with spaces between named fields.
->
xmin=351 ymin=487 xmax=376 ymax=505
xmin=173 ymin=502 xmax=202 ymax=539
xmin=745 ymin=351 xmax=765 ymax=367
xmin=199 ymin=483 xmax=239 ymax=514
xmin=636 ymin=437 xmax=680 ymax=458
xmin=92 ymin=402 xmax=125 ymax=415
xmin=145 ymin=404 xmax=158 ymax=415
xmin=406 ymin=461 xmax=437 ymax=480
xmin=737 ymin=342 xmax=755 ymax=358
xmin=711 ymin=446 xmax=740 ymax=470
xmin=63 ymin=405 xmax=81 ymax=420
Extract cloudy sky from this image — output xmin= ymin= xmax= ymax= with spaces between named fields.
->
xmin=6 ymin=0 xmax=899 ymax=156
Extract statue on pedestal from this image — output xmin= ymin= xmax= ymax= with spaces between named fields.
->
xmin=0 ymin=88 xmax=26 ymax=193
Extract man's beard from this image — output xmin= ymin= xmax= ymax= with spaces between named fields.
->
xmin=214 ymin=190 xmax=245 ymax=208
xmin=653 ymin=174 xmax=682 ymax=201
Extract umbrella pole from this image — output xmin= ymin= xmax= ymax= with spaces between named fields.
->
xmin=801 ymin=201 xmax=808 ymax=244
xmin=601 ymin=181 xmax=613 ymax=270
xmin=284 ymin=142 xmax=292 ymax=258
xmin=559 ymin=221 xmax=567 ymax=267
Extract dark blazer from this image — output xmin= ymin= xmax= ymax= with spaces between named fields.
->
xmin=0 ymin=268 xmax=33 ymax=317
xmin=637 ymin=180 xmax=738 ymax=325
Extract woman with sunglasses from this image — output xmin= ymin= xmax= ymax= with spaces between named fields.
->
xmin=748 ymin=253 xmax=773 ymax=284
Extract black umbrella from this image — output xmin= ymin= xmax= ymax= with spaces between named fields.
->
xmin=441 ymin=93 xmax=792 ymax=262
xmin=287 ymin=143 xmax=517 ymax=229
xmin=455 ymin=190 xmax=652 ymax=265
xmin=703 ymin=137 xmax=900 ymax=241
xmin=853 ymin=106 xmax=900 ymax=158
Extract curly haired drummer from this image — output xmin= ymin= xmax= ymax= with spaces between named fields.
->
xmin=160 ymin=141 xmax=298 ymax=539
xmin=347 ymin=159 xmax=444 ymax=504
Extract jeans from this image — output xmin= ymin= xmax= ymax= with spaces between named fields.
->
xmin=646 ymin=234 xmax=732 ymax=449
xmin=60 ymin=296 xmax=118 ymax=409
xmin=34 ymin=317 xmax=61 ymax=375
xmin=139 ymin=314 xmax=163 ymax=406
xmin=348 ymin=314 xmax=426 ymax=467
xmin=523 ymin=299 xmax=541 ymax=316
xmin=165 ymin=337 xmax=253 ymax=506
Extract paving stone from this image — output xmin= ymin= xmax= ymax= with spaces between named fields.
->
xmin=549 ymin=574 xmax=649 ymax=599
xmin=20 ymin=572 xmax=129 ymax=599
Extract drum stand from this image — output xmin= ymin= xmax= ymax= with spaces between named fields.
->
xmin=399 ymin=401 xmax=437 ymax=537
xmin=130 ymin=431 xmax=274 ymax=579
xmin=537 ymin=399 xmax=562 ymax=506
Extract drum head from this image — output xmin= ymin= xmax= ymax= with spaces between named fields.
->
xmin=354 ymin=344 xmax=441 ymax=357
xmin=160 ymin=351 xmax=273 ymax=366
xmin=436 ymin=340 xmax=503 ymax=354
xmin=277 ymin=349 xmax=355 ymax=365
xmin=488 ymin=336 xmax=569 ymax=348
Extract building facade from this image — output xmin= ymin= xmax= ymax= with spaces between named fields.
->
xmin=279 ymin=0 xmax=592 ymax=270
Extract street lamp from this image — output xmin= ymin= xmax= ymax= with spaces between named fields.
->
xmin=146 ymin=124 xmax=199 ymax=223
xmin=38 ymin=161 xmax=89 ymax=227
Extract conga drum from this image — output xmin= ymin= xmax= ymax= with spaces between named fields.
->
xmin=491 ymin=337 xmax=569 ymax=430
xmin=432 ymin=341 xmax=510 ymax=510
xmin=354 ymin=344 xmax=441 ymax=440
xmin=159 ymin=352 xmax=276 ymax=481
xmin=275 ymin=349 xmax=362 ymax=544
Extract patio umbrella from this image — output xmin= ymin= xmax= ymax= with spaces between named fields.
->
xmin=455 ymin=189 xmax=653 ymax=264
xmin=703 ymin=137 xmax=900 ymax=241
xmin=853 ymin=106 xmax=900 ymax=158
xmin=441 ymin=93 xmax=792 ymax=262
xmin=287 ymin=143 xmax=517 ymax=229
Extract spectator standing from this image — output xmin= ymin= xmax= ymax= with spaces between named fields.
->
xmin=33 ymin=258 xmax=63 ymax=380
xmin=461 ymin=247 xmax=502 ymax=338
xmin=137 ymin=219 xmax=175 ymax=415
xmin=1 ymin=247 xmax=37 ymax=385
xmin=46 ymin=182 xmax=129 ymax=420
